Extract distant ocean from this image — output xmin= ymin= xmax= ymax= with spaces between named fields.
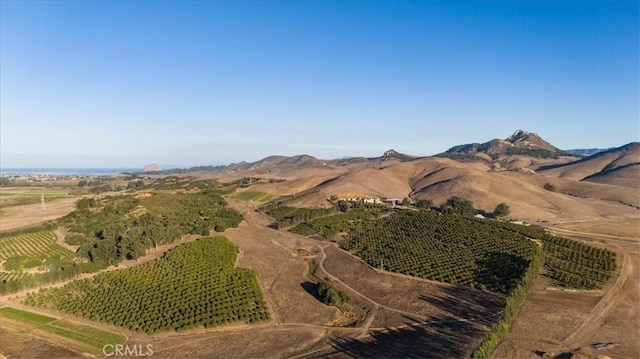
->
xmin=0 ymin=168 xmax=140 ymax=176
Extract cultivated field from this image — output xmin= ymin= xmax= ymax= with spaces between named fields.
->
xmin=232 ymin=190 xmax=274 ymax=203
xmin=0 ymin=231 xmax=77 ymax=293
xmin=0 ymin=307 xmax=126 ymax=357
xmin=493 ymin=221 xmax=639 ymax=359
xmin=0 ymin=167 xmax=636 ymax=359
xmin=0 ymin=231 xmax=73 ymax=267
xmin=22 ymin=237 xmax=270 ymax=334
xmin=0 ymin=188 xmax=69 ymax=206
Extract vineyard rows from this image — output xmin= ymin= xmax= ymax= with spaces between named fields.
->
xmin=0 ymin=271 xmax=26 ymax=282
xmin=0 ymin=231 xmax=73 ymax=262
xmin=0 ymin=230 xmax=107 ymax=294
xmin=23 ymin=237 xmax=270 ymax=334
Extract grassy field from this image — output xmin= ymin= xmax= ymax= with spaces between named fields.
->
xmin=44 ymin=320 xmax=127 ymax=350
xmin=0 ymin=191 xmax=70 ymax=208
xmin=0 ymin=307 xmax=127 ymax=354
xmin=232 ymin=191 xmax=274 ymax=203
xmin=0 ymin=307 xmax=56 ymax=325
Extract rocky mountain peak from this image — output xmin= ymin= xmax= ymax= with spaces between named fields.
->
xmin=506 ymin=130 xmax=536 ymax=143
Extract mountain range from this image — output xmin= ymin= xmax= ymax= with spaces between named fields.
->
xmin=141 ymin=130 xmax=638 ymax=225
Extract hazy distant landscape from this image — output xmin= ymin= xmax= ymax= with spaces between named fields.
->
xmin=1 ymin=1 xmax=638 ymax=359
xmin=1 ymin=129 xmax=637 ymax=359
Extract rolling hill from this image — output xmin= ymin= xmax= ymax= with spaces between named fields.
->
xmin=234 ymin=132 xmax=637 ymax=225
xmin=538 ymin=142 xmax=639 ymax=188
xmin=142 ymin=129 xmax=636 ymax=225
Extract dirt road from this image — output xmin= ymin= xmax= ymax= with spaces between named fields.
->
xmin=563 ymin=253 xmax=632 ymax=348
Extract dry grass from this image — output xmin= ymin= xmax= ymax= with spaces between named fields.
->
xmin=0 ymin=328 xmax=84 ymax=359
xmin=223 ymin=199 xmax=339 ymax=326
xmin=0 ymin=197 xmax=78 ymax=232
xmin=493 ymin=225 xmax=640 ymax=359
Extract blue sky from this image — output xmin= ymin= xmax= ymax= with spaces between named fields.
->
xmin=1 ymin=1 xmax=638 ymax=168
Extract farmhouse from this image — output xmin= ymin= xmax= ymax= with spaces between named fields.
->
xmin=336 ymin=193 xmax=382 ymax=204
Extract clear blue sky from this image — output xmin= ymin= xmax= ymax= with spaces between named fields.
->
xmin=1 ymin=1 xmax=638 ymax=168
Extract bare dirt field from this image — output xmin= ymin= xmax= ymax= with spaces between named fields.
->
xmin=320 ymin=245 xmax=505 ymax=323
xmin=0 ymin=328 xmax=83 ymax=359
xmin=313 ymin=244 xmax=505 ymax=358
xmin=128 ymin=325 xmax=336 ymax=359
xmin=222 ymin=199 xmax=339 ymax=326
xmin=552 ymin=218 xmax=640 ymax=241
xmin=0 ymin=197 xmax=78 ymax=232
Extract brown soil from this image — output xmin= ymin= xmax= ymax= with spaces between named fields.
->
xmin=0 ymin=328 xmax=84 ymax=359
xmin=0 ymin=197 xmax=78 ymax=232
xmin=222 ymin=199 xmax=340 ymax=326
xmin=53 ymin=227 xmax=80 ymax=253
xmin=493 ymin=225 xmax=640 ymax=359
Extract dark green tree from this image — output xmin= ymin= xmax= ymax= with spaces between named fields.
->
xmin=493 ymin=203 xmax=511 ymax=218
xmin=317 ymin=282 xmax=350 ymax=307
xmin=441 ymin=196 xmax=476 ymax=216
xmin=415 ymin=199 xmax=433 ymax=209
xmin=338 ymin=200 xmax=352 ymax=212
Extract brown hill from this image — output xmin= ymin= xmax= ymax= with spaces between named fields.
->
xmin=253 ymin=154 xmax=638 ymax=223
xmin=539 ymin=142 xmax=639 ymax=188
xmin=441 ymin=130 xmax=570 ymax=160
xmin=216 ymin=154 xmax=336 ymax=176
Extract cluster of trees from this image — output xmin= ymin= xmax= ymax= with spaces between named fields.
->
xmin=404 ymin=196 xmax=510 ymax=218
xmin=505 ymin=147 xmax=563 ymax=159
xmin=290 ymin=207 xmax=389 ymax=239
xmin=23 ymin=237 xmax=270 ymax=334
xmin=60 ymin=191 xmax=242 ymax=264
xmin=493 ymin=203 xmax=511 ymax=218
xmin=77 ymin=179 xmax=109 ymax=187
xmin=440 ymin=196 xmax=477 ymax=216
xmin=414 ymin=199 xmax=433 ymax=209
xmin=264 ymin=205 xmax=341 ymax=229
xmin=316 ymin=282 xmax=350 ymax=308
xmin=88 ymin=184 xmax=115 ymax=194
